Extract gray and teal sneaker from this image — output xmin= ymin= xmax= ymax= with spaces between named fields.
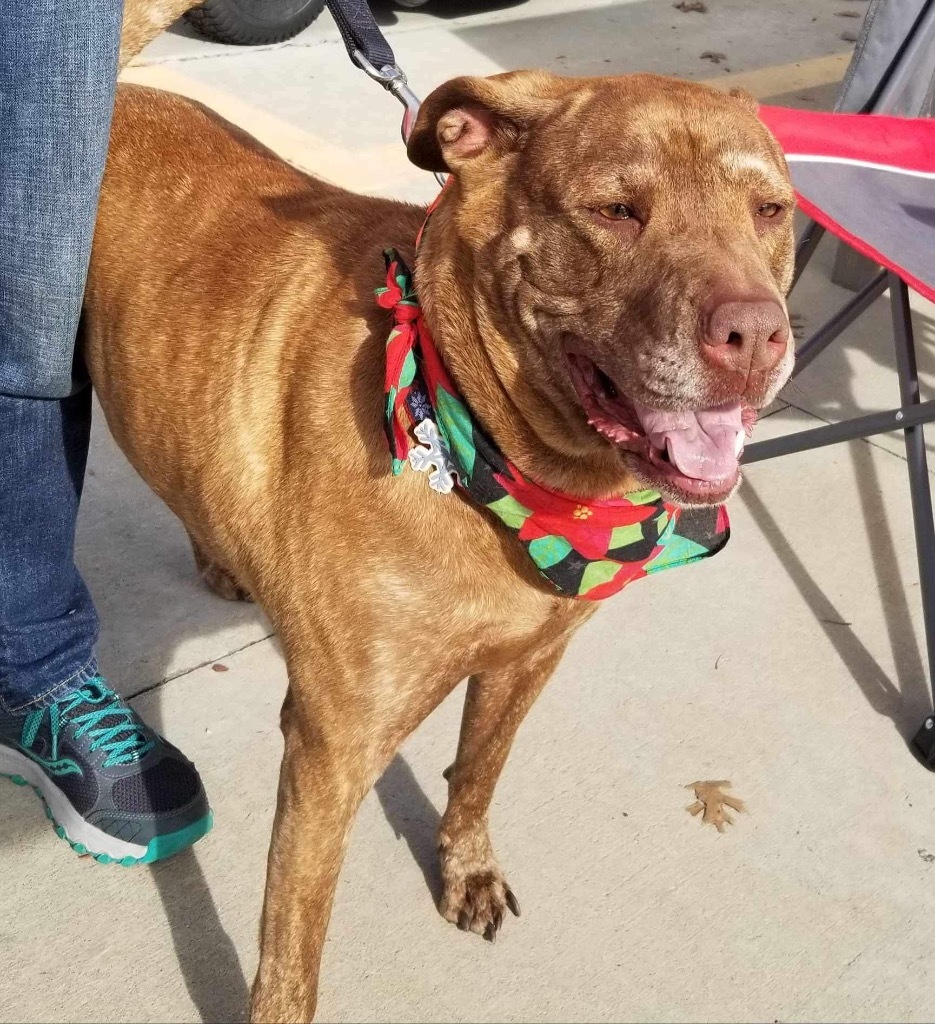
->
xmin=0 ymin=676 xmax=211 ymax=865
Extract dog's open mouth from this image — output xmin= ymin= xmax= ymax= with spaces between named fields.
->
xmin=567 ymin=353 xmax=756 ymax=503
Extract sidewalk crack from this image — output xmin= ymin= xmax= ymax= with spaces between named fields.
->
xmin=129 ymin=631 xmax=276 ymax=702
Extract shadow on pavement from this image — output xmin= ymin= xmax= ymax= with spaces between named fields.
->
xmin=370 ymin=0 xmax=531 ymax=26
xmin=150 ymin=849 xmax=251 ymax=1023
xmin=86 ymin=415 xmax=256 ymax=1022
xmin=850 ymin=440 xmax=931 ymax=727
xmin=741 ymin=470 xmax=931 ymax=740
xmin=374 ymin=753 xmax=443 ymax=903
xmin=166 ymin=0 xmax=531 ymax=37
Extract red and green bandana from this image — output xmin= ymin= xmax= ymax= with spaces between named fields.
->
xmin=376 ymin=250 xmax=730 ymax=601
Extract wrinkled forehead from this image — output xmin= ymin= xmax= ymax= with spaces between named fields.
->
xmin=527 ymin=82 xmax=792 ymax=200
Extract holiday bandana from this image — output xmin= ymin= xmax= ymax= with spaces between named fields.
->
xmin=376 ymin=250 xmax=730 ymax=601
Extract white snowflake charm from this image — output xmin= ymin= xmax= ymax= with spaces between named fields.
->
xmin=409 ymin=418 xmax=457 ymax=494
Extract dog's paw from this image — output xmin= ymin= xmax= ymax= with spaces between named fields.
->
xmin=439 ymin=861 xmax=520 ymax=942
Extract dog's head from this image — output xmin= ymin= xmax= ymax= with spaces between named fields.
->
xmin=408 ymin=71 xmax=795 ymax=505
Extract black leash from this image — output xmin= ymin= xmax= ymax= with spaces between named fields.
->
xmin=324 ymin=0 xmax=447 ymax=184
xmin=325 ymin=0 xmax=397 ymax=73
xmin=324 ymin=0 xmax=424 ymax=143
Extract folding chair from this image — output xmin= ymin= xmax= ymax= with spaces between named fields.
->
xmin=743 ymin=0 xmax=935 ymax=768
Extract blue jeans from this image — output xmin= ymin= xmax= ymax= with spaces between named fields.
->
xmin=0 ymin=0 xmax=124 ymax=713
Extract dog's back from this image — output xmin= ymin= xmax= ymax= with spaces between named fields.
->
xmin=85 ymin=85 xmax=423 ymax=513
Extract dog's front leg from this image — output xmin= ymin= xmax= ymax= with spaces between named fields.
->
xmin=250 ymin=682 xmax=382 ymax=1023
xmin=439 ymin=636 xmax=572 ymax=940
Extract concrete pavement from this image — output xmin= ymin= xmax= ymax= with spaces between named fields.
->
xmin=4 ymin=1 xmax=935 ymax=1021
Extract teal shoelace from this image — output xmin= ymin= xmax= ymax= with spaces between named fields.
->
xmin=21 ymin=677 xmax=154 ymax=770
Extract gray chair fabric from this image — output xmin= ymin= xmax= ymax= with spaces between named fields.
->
xmin=835 ymin=0 xmax=935 ymax=115
xmin=831 ymin=0 xmax=935 ymax=288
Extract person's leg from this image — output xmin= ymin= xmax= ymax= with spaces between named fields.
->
xmin=0 ymin=0 xmax=211 ymax=863
xmin=0 ymin=0 xmax=123 ymax=397
xmin=0 ymin=0 xmax=118 ymax=710
xmin=0 ymin=389 xmax=99 ymax=711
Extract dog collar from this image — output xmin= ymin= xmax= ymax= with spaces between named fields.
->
xmin=377 ymin=250 xmax=730 ymax=600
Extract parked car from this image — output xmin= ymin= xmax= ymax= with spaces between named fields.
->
xmin=186 ymin=0 xmax=430 ymax=46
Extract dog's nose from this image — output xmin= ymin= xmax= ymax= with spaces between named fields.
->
xmin=701 ymin=300 xmax=789 ymax=379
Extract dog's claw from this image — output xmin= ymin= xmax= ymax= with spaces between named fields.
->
xmin=442 ymin=763 xmax=454 ymax=782
xmin=441 ymin=865 xmax=517 ymax=939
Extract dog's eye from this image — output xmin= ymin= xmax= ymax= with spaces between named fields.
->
xmin=598 ymin=203 xmax=635 ymax=221
xmin=757 ymin=202 xmax=783 ymax=219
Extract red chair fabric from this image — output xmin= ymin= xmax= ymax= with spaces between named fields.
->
xmin=759 ymin=105 xmax=935 ymax=303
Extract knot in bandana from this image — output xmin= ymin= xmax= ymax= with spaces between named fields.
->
xmin=377 ymin=249 xmax=730 ymax=600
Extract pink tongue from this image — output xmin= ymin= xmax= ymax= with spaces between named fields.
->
xmin=631 ymin=400 xmax=745 ymax=483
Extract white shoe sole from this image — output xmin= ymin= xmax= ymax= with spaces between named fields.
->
xmin=0 ymin=745 xmax=148 ymax=861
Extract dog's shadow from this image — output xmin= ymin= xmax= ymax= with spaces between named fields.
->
xmin=374 ymin=754 xmax=444 ymax=904
xmin=144 ymin=709 xmax=446 ymax=1024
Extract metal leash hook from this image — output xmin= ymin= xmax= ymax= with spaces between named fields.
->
xmin=351 ymin=49 xmax=447 ymax=187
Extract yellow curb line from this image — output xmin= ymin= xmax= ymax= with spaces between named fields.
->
xmin=121 ymin=52 xmax=852 ymax=192
xmin=701 ymin=53 xmax=851 ymax=96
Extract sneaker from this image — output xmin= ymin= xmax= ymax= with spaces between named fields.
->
xmin=0 ymin=676 xmax=212 ymax=865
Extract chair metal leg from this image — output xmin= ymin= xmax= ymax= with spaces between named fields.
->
xmin=792 ymin=269 xmax=888 ymax=378
xmin=889 ymin=274 xmax=935 ymax=766
xmin=744 ymin=398 xmax=935 ymax=463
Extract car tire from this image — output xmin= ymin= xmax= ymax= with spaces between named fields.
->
xmin=186 ymin=0 xmax=327 ymax=46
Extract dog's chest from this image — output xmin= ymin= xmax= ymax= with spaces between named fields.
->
xmin=368 ymin=526 xmax=586 ymax=679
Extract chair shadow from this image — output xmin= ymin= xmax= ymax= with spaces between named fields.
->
xmin=741 ymin=455 xmax=931 ymax=740
xmin=150 ymin=850 xmax=251 ymax=1024
xmin=755 ymin=228 xmax=935 ymax=739
xmin=374 ymin=754 xmax=444 ymax=904
xmin=849 ymin=440 xmax=931 ymax=725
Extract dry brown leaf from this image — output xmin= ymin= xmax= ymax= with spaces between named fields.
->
xmin=685 ymin=780 xmax=746 ymax=833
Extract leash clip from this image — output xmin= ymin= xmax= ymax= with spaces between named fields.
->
xmin=352 ymin=50 xmax=421 ymax=140
xmin=351 ymin=49 xmax=447 ymax=187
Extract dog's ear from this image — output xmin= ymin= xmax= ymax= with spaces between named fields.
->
xmin=407 ymin=70 xmax=572 ymax=173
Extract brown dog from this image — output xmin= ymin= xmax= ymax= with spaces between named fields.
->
xmin=83 ymin=48 xmax=795 ymax=1022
